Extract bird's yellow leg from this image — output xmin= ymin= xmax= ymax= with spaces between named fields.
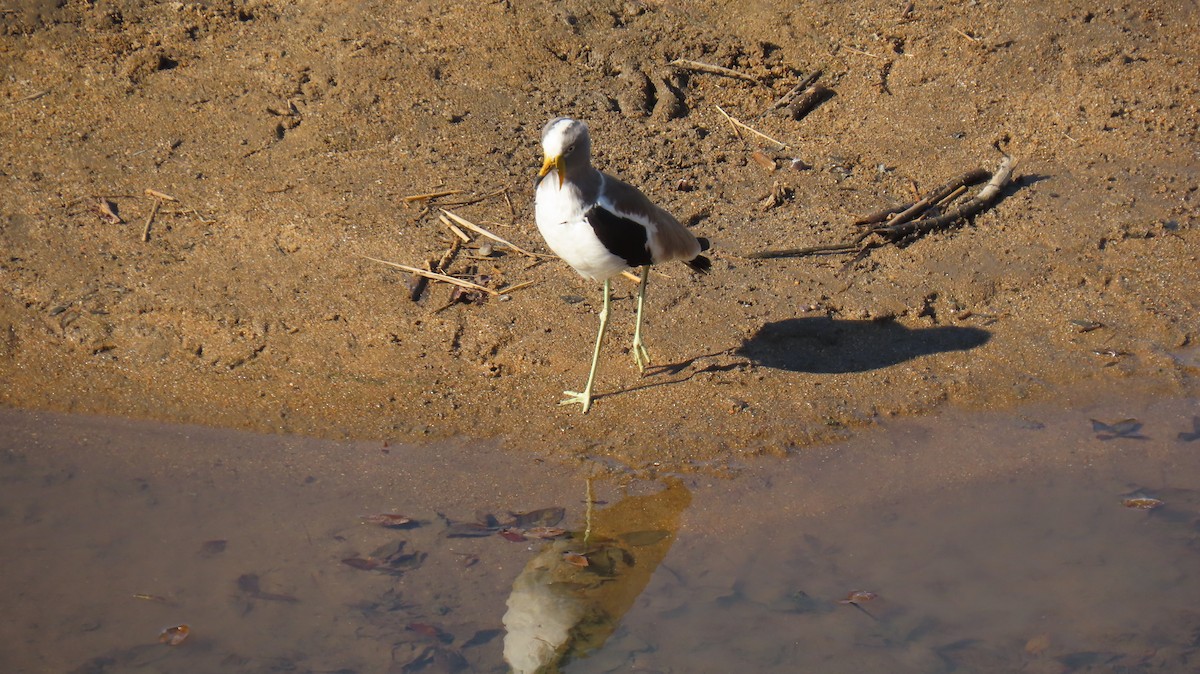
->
xmin=561 ymin=278 xmax=610 ymax=413
xmin=631 ymin=265 xmax=651 ymax=372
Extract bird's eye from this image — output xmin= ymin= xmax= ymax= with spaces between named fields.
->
xmin=566 ymin=144 xmax=575 ymax=153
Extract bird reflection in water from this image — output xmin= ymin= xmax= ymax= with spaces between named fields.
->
xmin=503 ymin=479 xmax=691 ymax=673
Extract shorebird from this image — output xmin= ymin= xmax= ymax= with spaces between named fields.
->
xmin=534 ymin=117 xmax=710 ymax=413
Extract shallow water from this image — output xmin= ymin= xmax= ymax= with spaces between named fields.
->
xmin=2 ymin=396 xmax=1198 ymax=673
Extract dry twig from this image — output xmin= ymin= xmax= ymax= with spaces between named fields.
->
xmin=440 ymin=209 xmax=543 ymax=258
xmin=714 ymin=106 xmax=789 ymax=149
xmin=361 ymin=255 xmax=499 ymax=296
xmin=142 ymin=199 xmax=162 ymax=242
xmin=402 ymin=189 xmax=463 ymax=204
xmin=747 ymin=155 xmax=1016 ymax=259
xmin=668 ymin=59 xmax=759 ymax=83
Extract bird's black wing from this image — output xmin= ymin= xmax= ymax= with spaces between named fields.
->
xmin=584 ymin=205 xmax=654 ymax=268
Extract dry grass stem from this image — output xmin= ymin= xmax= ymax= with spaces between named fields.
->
xmin=402 ymin=189 xmax=463 ymax=204
xmin=843 ymin=46 xmax=883 ymax=59
xmin=439 ymin=214 xmax=472 ymax=243
xmin=952 ymin=27 xmax=981 ymax=42
xmin=714 ymin=105 xmax=744 ymax=140
xmin=668 ymin=58 xmax=759 ymax=83
xmin=498 ymin=280 xmax=538 ymax=295
xmin=144 ymin=188 xmax=178 ymax=202
xmin=440 ymin=209 xmax=543 ymax=258
xmin=142 ymin=199 xmax=162 ymax=242
xmin=361 ymin=255 xmax=499 ymax=296
xmin=98 ymin=199 xmax=123 ymax=224
xmin=715 ymin=106 xmax=789 ymax=149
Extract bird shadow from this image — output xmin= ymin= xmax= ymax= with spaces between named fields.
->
xmin=737 ymin=317 xmax=991 ymax=373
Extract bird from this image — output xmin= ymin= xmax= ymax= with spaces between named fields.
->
xmin=534 ymin=117 xmax=710 ymax=413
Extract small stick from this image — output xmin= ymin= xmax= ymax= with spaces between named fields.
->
xmin=952 ymin=27 xmax=980 ymax=42
xmin=439 ymin=188 xmax=506 ymax=208
xmin=875 ymin=168 xmax=990 ymax=232
xmin=439 ymin=214 xmax=472 ymax=243
xmin=620 ymin=270 xmax=643 ymax=284
xmin=853 ymin=203 xmax=912 ymax=227
xmin=843 ymin=46 xmax=883 ymax=59
xmin=401 ymin=189 xmax=463 ymax=203
xmin=361 ymin=255 xmax=499 ymax=296
xmin=440 ymin=209 xmax=543 ymax=258
xmin=498 ymin=280 xmax=538 ymax=295
xmin=714 ymin=105 xmax=744 ymax=140
xmin=144 ymin=188 xmax=178 ymax=202
xmin=874 ymin=155 xmax=1015 ymax=240
xmin=142 ymin=199 xmax=162 ymax=242
xmin=502 ymin=189 xmax=515 ymax=222
xmin=434 ymin=237 xmax=463 ymax=273
xmin=764 ymin=71 xmax=823 ymax=114
xmin=12 ymin=89 xmax=50 ymax=104
xmin=668 ymin=58 xmax=759 ymax=83
xmin=936 ymin=184 xmax=969 ymax=208
xmin=98 ymin=199 xmax=123 ymax=224
xmin=714 ymin=106 xmax=789 ymax=149
xmin=748 ymin=156 xmax=1014 ymax=259
xmin=787 ymin=84 xmax=835 ymax=121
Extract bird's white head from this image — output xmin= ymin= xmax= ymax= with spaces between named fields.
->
xmin=539 ymin=117 xmax=592 ymax=189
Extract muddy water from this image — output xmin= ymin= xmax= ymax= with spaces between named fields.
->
xmin=1 ymin=396 xmax=1198 ymax=673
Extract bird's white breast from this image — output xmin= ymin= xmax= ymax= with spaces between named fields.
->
xmin=535 ymin=173 xmax=631 ymax=281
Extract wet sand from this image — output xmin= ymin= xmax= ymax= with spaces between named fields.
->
xmin=2 ymin=395 xmax=1198 ymax=672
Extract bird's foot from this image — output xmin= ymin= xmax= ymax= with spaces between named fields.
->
xmin=559 ymin=390 xmax=594 ymax=414
xmin=631 ymin=339 xmax=651 ymax=373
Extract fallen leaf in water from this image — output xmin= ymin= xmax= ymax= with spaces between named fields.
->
xmin=132 ymin=593 xmax=170 ymax=603
xmin=236 ymin=573 xmax=299 ymax=602
xmin=199 ymin=539 xmax=227 ymax=556
xmin=342 ymin=557 xmax=381 ymax=571
xmin=1179 ymin=416 xmax=1200 ymax=442
xmin=1024 ymin=633 xmax=1051 ymax=655
xmin=361 ymin=513 xmax=414 ymax=528
xmin=562 ymin=551 xmax=589 ymax=568
xmin=525 ymin=526 xmax=569 ymax=540
xmin=158 ymin=624 xmax=189 ymax=646
xmin=445 ymin=521 xmax=495 ymax=538
xmin=839 ymin=590 xmax=877 ymax=605
xmin=1090 ymin=418 xmax=1146 ymax=440
xmin=498 ymin=528 xmax=527 ymax=542
xmin=508 ymin=507 xmax=566 ymax=529
xmin=453 ymin=552 xmax=479 ymax=568
xmin=1122 ymin=497 xmax=1164 ymax=510
xmin=407 ymin=623 xmax=454 ymax=644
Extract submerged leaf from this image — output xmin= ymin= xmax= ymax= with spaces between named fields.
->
xmin=407 ymin=623 xmax=454 ymax=644
xmin=562 ymin=551 xmax=589 ymax=568
xmin=839 ymin=590 xmax=877 ymax=605
xmin=361 ymin=513 xmax=414 ymax=528
xmin=445 ymin=522 xmax=495 ymax=538
xmin=342 ymin=557 xmax=381 ymax=571
xmin=1121 ymin=497 xmax=1164 ymax=510
xmin=1090 ymin=418 xmax=1146 ymax=440
xmin=159 ymin=624 xmax=190 ymax=646
xmin=524 ymin=526 xmax=569 ymax=540
xmin=508 ymin=507 xmax=566 ymax=529
xmin=498 ymin=528 xmax=527 ymax=542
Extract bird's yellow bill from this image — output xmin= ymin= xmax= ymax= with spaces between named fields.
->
xmin=539 ymin=155 xmax=565 ymax=188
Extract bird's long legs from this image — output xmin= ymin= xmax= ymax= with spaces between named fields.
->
xmin=631 ymin=265 xmax=651 ymax=372
xmin=560 ymin=278 xmax=610 ymax=413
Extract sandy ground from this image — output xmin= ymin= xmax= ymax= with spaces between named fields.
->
xmin=2 ymin=0 xmax=1198 ymax=469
